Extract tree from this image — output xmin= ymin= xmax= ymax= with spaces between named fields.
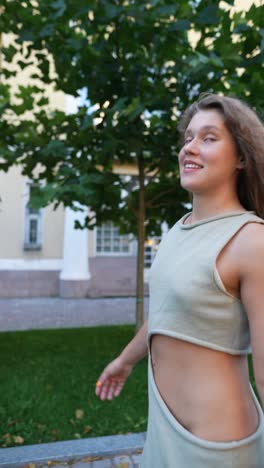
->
xmin=0 ymin=0 xmax=263 ymax=329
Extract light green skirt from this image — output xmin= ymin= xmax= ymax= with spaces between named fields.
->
xmin=140 ymin=359 xmax=264 ymax=468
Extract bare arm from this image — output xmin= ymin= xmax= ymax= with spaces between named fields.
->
xmin=95 ymin=320 xmax=148 ymax=400
xmin=119 ymin=319 xmax=149 ymax=366
xmin=239 ymin=224 xmax=264 ymax=408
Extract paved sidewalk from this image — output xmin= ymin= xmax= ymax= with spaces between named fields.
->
xmin=0 ymin=297 xmax=149 ymax=331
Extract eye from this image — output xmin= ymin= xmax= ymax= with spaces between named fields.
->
xmin=204 ymin=135 xmax=216 ymax=142
xmin=184 ymin=137 xmax=193 ymax=144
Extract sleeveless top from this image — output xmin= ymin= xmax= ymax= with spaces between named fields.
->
xmin=148 ymin=211 xmax=264 ymax=355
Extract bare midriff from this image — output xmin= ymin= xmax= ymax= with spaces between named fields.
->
xmin=150 ymin=334 xmax=259 ymax=442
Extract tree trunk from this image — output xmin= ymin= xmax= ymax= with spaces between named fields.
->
xmin=135 ymin=155 xmax=145 ymax=332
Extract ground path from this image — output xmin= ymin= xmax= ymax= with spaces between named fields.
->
xmin=0 ymin=297 xmax=149 ymax=331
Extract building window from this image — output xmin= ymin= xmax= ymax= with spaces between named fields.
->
xmin=96 ymin=222 xmax=132 ymax=255
xmin=144 ymin=238 xmax=161 ymax=268
xmin=24 ymin=184 xmax=42 ymax=250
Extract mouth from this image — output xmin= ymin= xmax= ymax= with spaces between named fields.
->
xmin=183 ymin=161 xmax=203 ymax=171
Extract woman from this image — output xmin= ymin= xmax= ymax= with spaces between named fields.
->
xmin=95 ymin=94 xmax=264 ymax=467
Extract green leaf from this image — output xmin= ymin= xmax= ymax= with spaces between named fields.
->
xmin=155 ymin=5 xmax=179 ymax=16
xmin=81 ymin=114 xmax=94 ymax=130
xmin=18 ymin=30 xmax=35 ymax=42
xmin=189 ymin=52 xmax=209 ymax=67
xmin=196 ymin=4 xmax=219 ymax=25
xmin=149 ymin=0 xmax=161 ymax=6
xmin=42 ymin=140 xmax=67 ymax=158
xmin=260 ymin=29 xmax=264 ymax=51
xmin=233 ymin=23 xmax=251 ymax=34
xmin=37 ymin=96 xmax=49 ymax=107
xmin=28 ymin=185 xmax=58 ymax=209
xmin=170 ymin=19 xmax=191 ymax=31
xmin=39 ymin=24 xmax=55 ymax=38
xmin=51 ymin=0 xmax=66 ymax=18
xmin=104 ymin=5 xmax=121 ymax=20
xmin=246 ymin=4 xmax=262 ymax=24
xmin=111 ymin=98 xmax=128 ymax=113
xmin=0 ymin=83 xmax=10 ymax=102
xmin=209 ymin=53 xmax=224 ymax=68
xmin=122 ymin=98 xmax=145 ymax=121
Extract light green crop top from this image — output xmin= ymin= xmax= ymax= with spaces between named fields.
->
xmin=148 ymin=211 xmax=264 ymax=355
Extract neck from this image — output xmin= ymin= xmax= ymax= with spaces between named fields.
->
xmin=190 ymin=192 xmax=245 ymax=223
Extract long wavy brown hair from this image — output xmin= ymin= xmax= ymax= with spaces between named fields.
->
xmin=178 ymin=94 xmax=264 ymax=219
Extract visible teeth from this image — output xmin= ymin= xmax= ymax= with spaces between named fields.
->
xmin=184 ymin=163 xmax=202 ymax=169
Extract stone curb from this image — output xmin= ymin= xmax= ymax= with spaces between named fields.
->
xmin=0 ymin=433 xmax=146 ymax=468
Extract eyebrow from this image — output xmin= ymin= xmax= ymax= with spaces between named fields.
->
xmin=185 ymin=125 xmax=220 ymax=135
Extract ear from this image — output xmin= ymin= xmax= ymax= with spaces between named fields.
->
xmin=236 ymin=157 xmax=245 ymax=170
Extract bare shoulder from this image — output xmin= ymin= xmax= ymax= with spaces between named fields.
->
xmin=236 ymin=221 xmax=264 ymax=270
xmin=238 ymin=221 xmax=264 ymax=245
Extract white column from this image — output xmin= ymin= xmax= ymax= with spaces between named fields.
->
xmin=60 ymin=205 xmax=91 ymax=281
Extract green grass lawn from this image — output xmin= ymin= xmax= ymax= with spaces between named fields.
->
xmin=0 ymin=325 xmax=148 ymax=448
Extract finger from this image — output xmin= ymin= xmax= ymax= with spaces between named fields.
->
xmin=106 ymin=380 xmax=119 ymax=400
xmin=95 ymin=369 xmax=112 ymax=396
xmin=95 ymin=380 xmax=103 ymax=396
xmin=99 ymin=380 xmax=111 ymax=401
xmin=113 ymin=381 xmax=125 ymax=397
xmin=96 ymin=381 xmax=108 ymax=399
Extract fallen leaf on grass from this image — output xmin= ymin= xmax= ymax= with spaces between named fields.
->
xmin=13 ymin=435 xmax=24 ymax=444
xmin=2 ymin=433 xmax=12 ymax=446
xmin=83 ymin=425 xmax=92 ymax=433
xmin=75 ymin=409 xmax=84 ymax=419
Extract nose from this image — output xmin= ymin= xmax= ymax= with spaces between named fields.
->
xmin=184 ymin=137 xmax=199 ymax=155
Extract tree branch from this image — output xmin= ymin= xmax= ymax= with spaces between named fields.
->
xmin=145 ymin=166 xmax=161 ymax=183
xmin=146 ymin=186 xmax=177 ymax=206
xmin=148 ymin=200 xmax=175 ymax=209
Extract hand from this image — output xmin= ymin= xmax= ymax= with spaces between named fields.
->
xmin=95 ymin=356 xmax=133 ymax=401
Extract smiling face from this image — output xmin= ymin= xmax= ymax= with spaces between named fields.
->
xmin=178 ymin=110 xmax=242 ymax=196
